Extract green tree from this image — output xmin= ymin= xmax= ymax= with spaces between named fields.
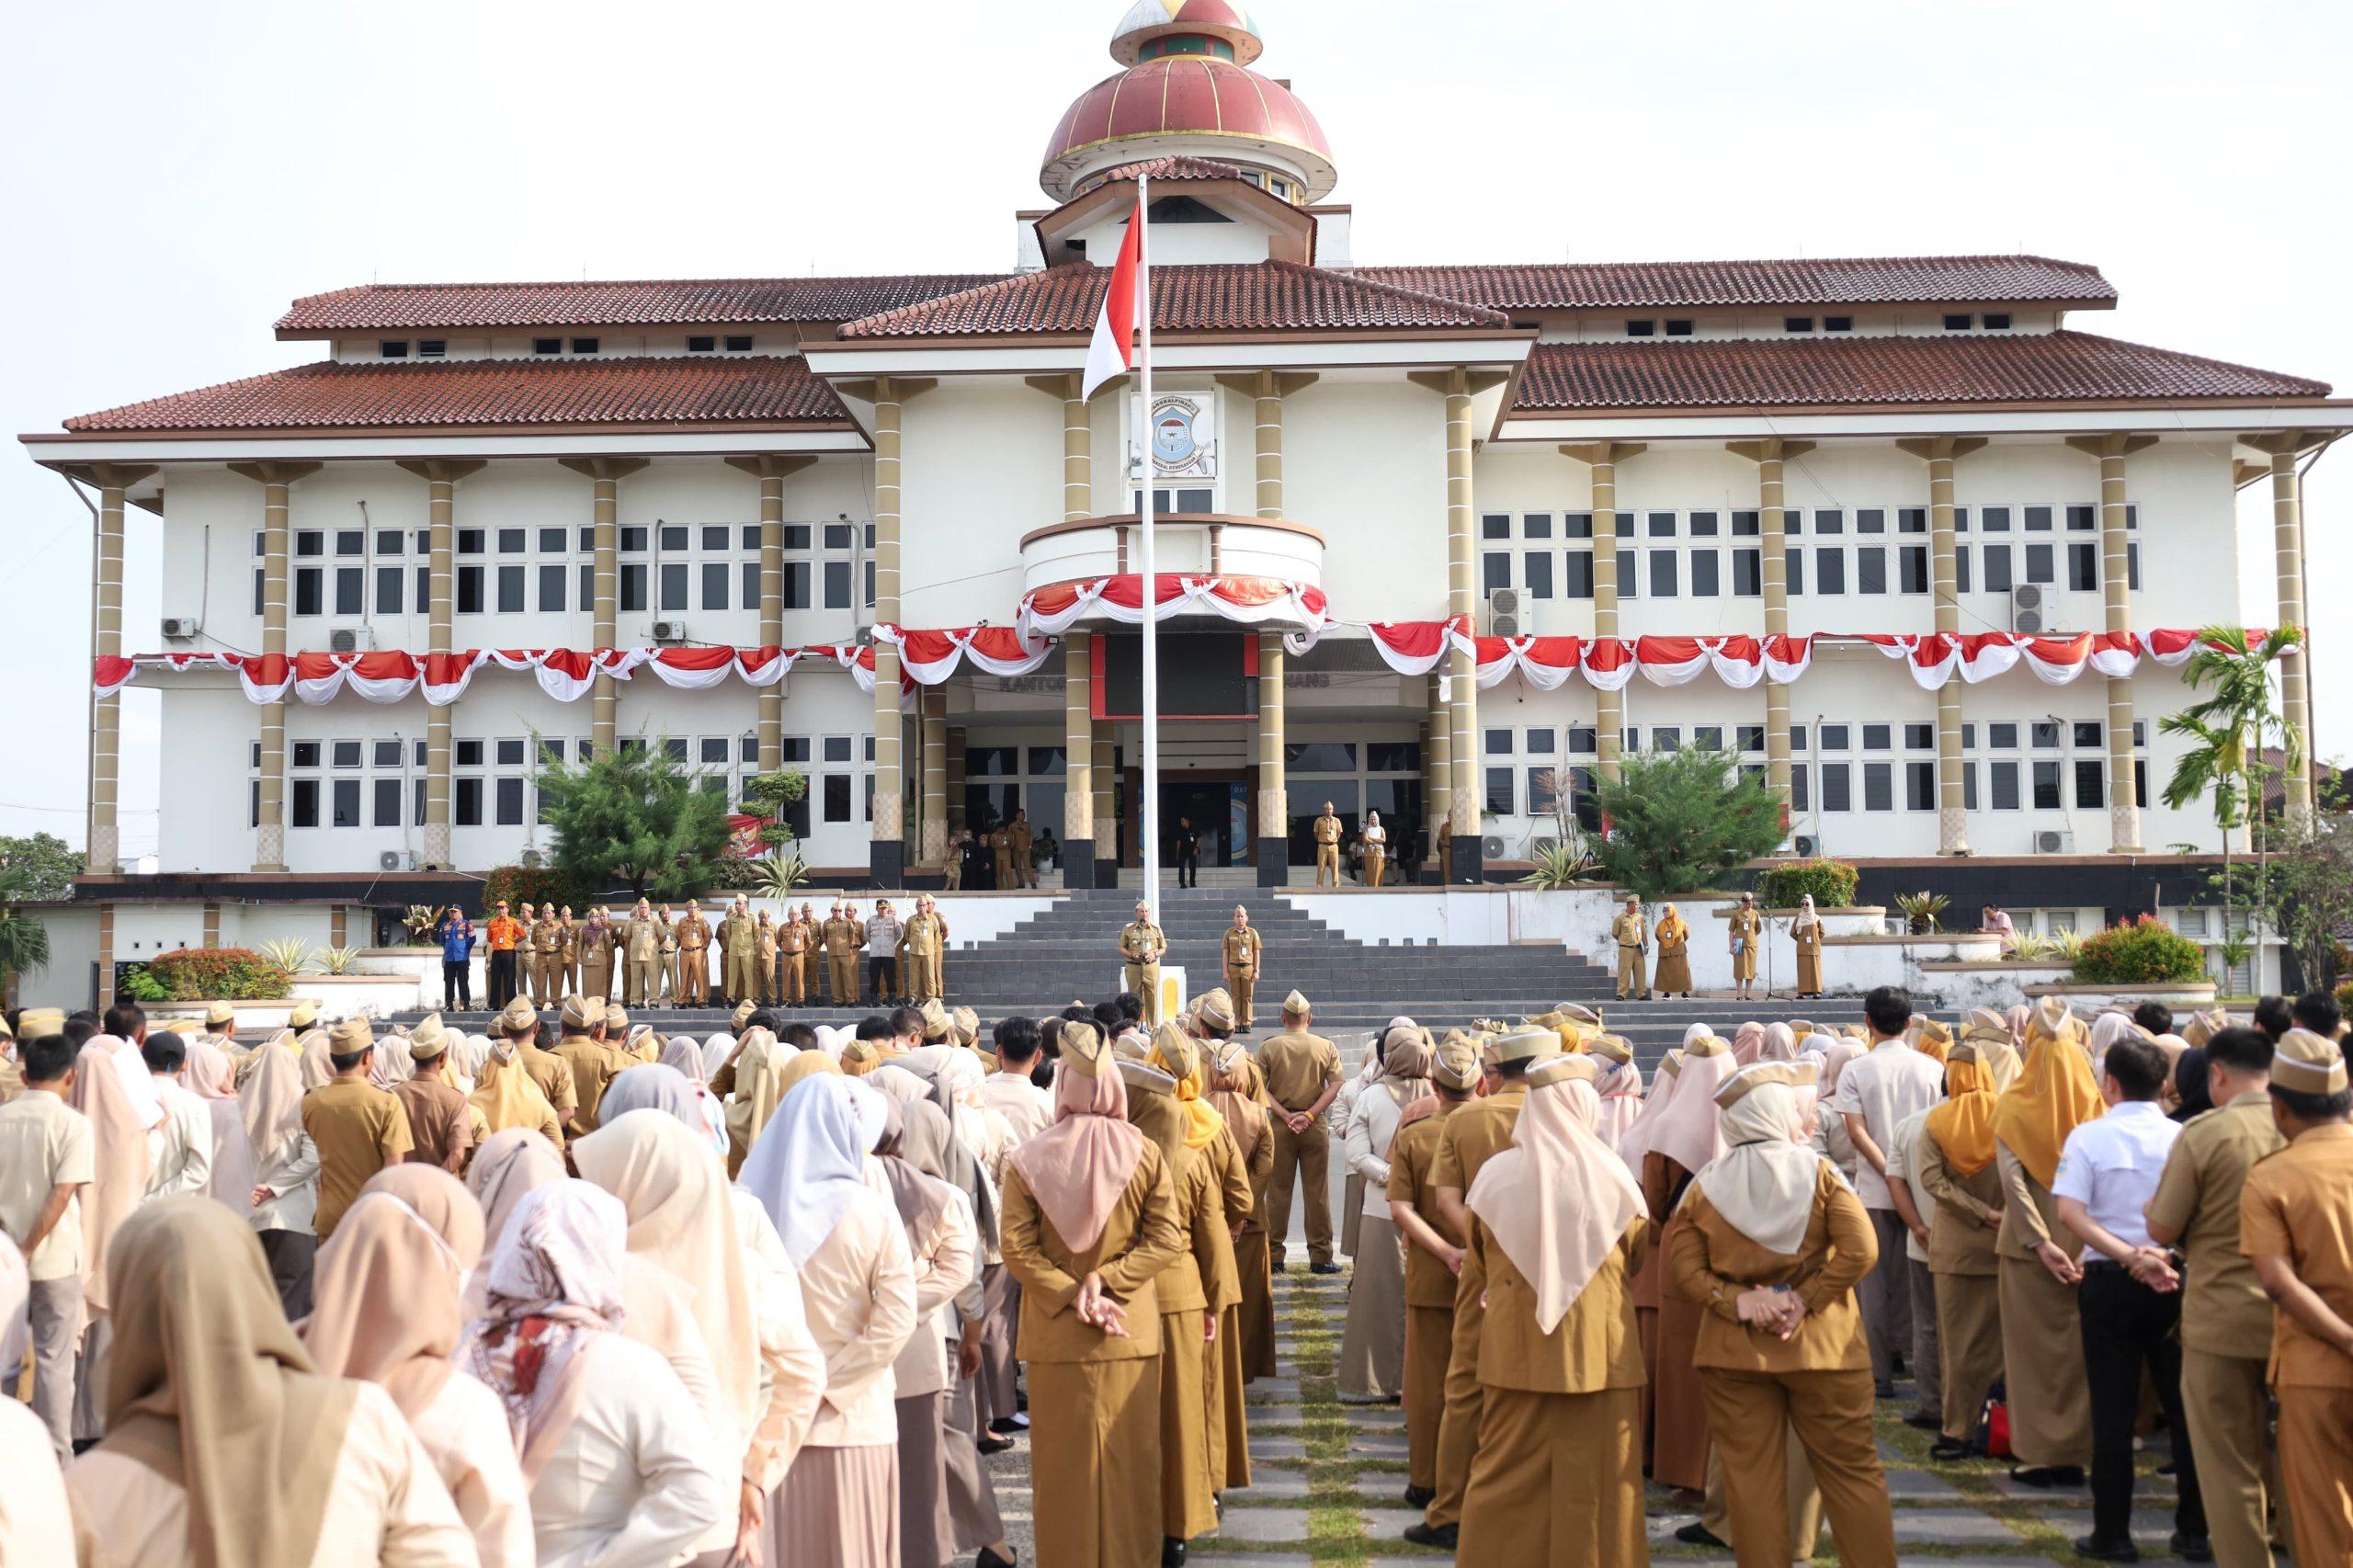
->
xmin=1589 ymin=746 xmax=1788 ymax=902
xmin=736 ymin=767 xmax=810 ymax=855
xmin=2204 ymin=775 xmax=2353 ymax=992
xmin=2161 ymin=625 xmax=2304 ymax=945
xmin=0 ymin=866 xmax=53 ymax=1006
xmin=0 ymin=833 xmax=85 ymax=901
xmin=531 ymin=733 xmax=736 ymax=901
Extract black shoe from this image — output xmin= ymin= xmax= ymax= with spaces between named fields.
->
xmin=1875 ymin=1381 xmax=1897 ymax=1400
xmin=1892 ymin=1353 xmax=1907 ymax=1378
xmin=2170 ymin=1533 xmax=2212 ymax=1563
xmin=976 ymin=1434 xmax=1014 ymax=1456
xmin=2071 ymin=1535 xmax=2139 ymax=1562
xmin=1674 ymin=1521 xmax=1729 ymax=1549
xmin=988 ymin=1416 xmax=1025 ymax=1436
xmin=1161 ymin=1537 xmax=1187 ymax=1567
xmin=2010 ymin=1465 xmax=2086 ymax=1489
xmin=1930 ymin=1437 xmax=1973 ymax=1461
xmin=976 ymin=1550 xmax=1017 ymax=1568
xmin=1402 ymin=1484 xmax=1436 ymax=1508
xmin=1311 ymin=1260 xmax=1343 ymax=1275
xmin=1402 ymin=1522 xmax=1459 ymax=1549
xmin=1904 ymin=1409 xmax=1942 ymax=1430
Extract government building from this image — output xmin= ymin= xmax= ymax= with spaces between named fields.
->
xmin=24 ymin=1 xmax=2346 ymax=986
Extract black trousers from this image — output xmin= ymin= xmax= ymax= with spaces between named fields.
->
xmin=1176 ymin=850 xmax=1198 ymax=888
xmin=487 ymin=949 xmax=519 ymax=1008
xmin=869 ymin=955 xmax=899 ymax=1000
xmin=441 ymin=960 xmax=472 ymax=1010
xmin=2079 ymin=1262 xmax=2206 ymax=1545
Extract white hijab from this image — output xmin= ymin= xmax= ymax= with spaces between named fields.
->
xmin=1466 ymin=1075 xmax=1644 ymax=1333
xmin=1791 ymin=894 xmax=1821 ymax=934
xmin=737 ymin=1074 xmax=887 ymax=1268
xmin=1689 ymin=1070 xmax=1826 ymax=1256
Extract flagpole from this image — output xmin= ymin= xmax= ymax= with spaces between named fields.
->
xmin=1137 ymin=174 xmax=1161 ymax=926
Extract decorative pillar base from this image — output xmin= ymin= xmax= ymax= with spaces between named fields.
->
xmin=1937 ymin=805 xmax=1972 ymax=857
xmin=2109 ymin=801 xmax=2144 ymax=857
xmin=88 ymin=824 xmax=119 ymax=871
xmin=868 ymin=838 xmax=905 ymax=889
xmin=254 ymin=824 xmax=286 ymax=874
xmin=421 ymin=822 xmax=452 ymax=870
xmin=1063 ymin=853 xmax=1098 ymax=890
xmin=1448 ymin=831 xmax=1484 ymax=885
xmin=1256 ymin=838 xmax=1290 ymax=887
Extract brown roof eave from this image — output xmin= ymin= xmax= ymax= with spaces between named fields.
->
xmin=1502 ymin=394 xmax=2353 ymax=422
xmin=808 ymin=325 xmax=1536 ymax=353
xmin=24 ymin=418 xmax=860 ymax=446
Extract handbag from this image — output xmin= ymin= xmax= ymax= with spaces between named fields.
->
xmin=1981 ymin=1381 xmax=2012 ymax=1459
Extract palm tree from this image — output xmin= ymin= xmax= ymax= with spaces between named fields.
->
xmin=2160 ymin=624 xmax=2304 ymax=981
xmin=0 ymin=871 xmax=51 ymax=1008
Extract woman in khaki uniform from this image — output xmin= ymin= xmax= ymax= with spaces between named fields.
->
xmin=1205 ymin=1040 xmax=1279 ymax=1386
xmin=1791 ymin=895 xmax=1824 ymax=997
xmin=1988 ymin=998 xmax=2099 ymax=1485
xmin=1653 ymin=905 xmax=1693 ymax=998
xmin=1165 ymin=1009 xmax=1256 ymax=1493
xmin=1000 ymin=1024 xmax=1184 ymax=1568
xmin=1665 ymin=1062 xmax=1897 ymax=1568
xmin=1728 ymin=893 xmax=1762 ymax=1002
xmin=1456 ymin=1055 xmax=1651 ymax=1565
xmin=1915 ymin=1028 xmax=2021 ymax=1460
xmin=579 ymin=908 xmax=615 ymax=1004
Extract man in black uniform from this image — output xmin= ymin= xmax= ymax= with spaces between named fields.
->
xmin=1174 ymin=814 xmax=1201 ymax=889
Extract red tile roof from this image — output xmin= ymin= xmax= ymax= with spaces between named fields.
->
xmin=1095 ymin=154 xmax=1253 ymax=183
xmin=836 ymin=261 xmax=1508 ymax=338
xmin=1513 ymin=331 xmax=2330 ymax=413
xmin=1360 ymin=256 xmax=2116 ymax=312
xmin=274 ymin=276 xmax=1008 ymax=335
xmin=61 ymin=355 xmax=847 ymax=434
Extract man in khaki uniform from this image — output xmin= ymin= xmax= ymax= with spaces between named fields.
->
xmin=494 ymin=994 xmax=575 ymax=1139
xmin=622 ymin=898 xmax=663 ymax=1008
xmin=824 ymin=901 xmax=864 ymax=1006
xmin=778 ymin=906 xmax=810 ymax=1005
xmin=944 ymin=829 xmax=965 ymax=891
xmin=1222 ymin=906 xmax=1265 ymax=1032
xmin=993 ymin=825 xmax=1016 ymax=889
xmin=1728 ymin=892 xmax=1762 ymax=1003
xmin=1611 ymin=894 xmax=1650 ymax=1001
xmin=2145 ymin=1024 xmax=2285 ymax=1568
xmin=1257 ymin=990 xmax=1343 ymax=1273
xmin=550 ymin=994 xmax=631 ymax=1141
xmin=530 ymin=904 xmax=563 ymax=1005
xmin=301 ymin=1018 xmax=415 ymax=1242
xmin=746 ymin=909 xmax=775 ymax=1005
xmin=1435 ymin=814 xmax=1453 ymax=883
xmin=1313 ymin=802 xmax=1343 ymax=887
xmin=1120 ymin=901 xmax=1167 ymax=1027
xmin=1387 ymin=1031 xmax=1482 ymax=1506
xmin=902 ymin=894 xmax=948 ymax=1004
xmin=1006 ymin=808 xmax=1036 ymax=889
xmin=674 ymin=903 xmax=710 ymax=1006
xmin=720 ymin=896 xmax=757 ymax=1006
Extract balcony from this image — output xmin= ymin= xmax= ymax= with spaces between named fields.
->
xmin=1018 ymin=512 xmax=1324 ymax=602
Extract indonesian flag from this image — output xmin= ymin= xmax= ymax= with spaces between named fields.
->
xmin=1081 ymin=197 xmax=1144 ymax=400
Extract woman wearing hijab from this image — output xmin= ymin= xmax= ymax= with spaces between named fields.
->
xmin=1791 ymin=894 xmax=1825 ymax=997
xmin=1654 ymin=904 xmax=1694 ymax=998
xmin=1915 ymin=1026 xmax=2022 ymax=1461
xmin=723 ymin=1026 xmax=795 ymax=1176
xmin=178 ymin=1044 xmax=253 ymax=1211
xmin=1159 ymin=1019 xmax=1255 ymax=1496
xmin=1631 ymin=1032 xmax=1736 ymax=1495
xmin=2166 ymin=1044 xmax=2214 ymax=1123
xmin=1614 ymin=1047 xmax=1679 ymax=1468
xmin=660 ymin=1033 xmax=733 ymax=1153
xmin=470 ymin=1029 xmax=565 ymax=1153
xmin=68 ymin=1195 xmax=474 ymax=1565
xmin=67 ymin=1030 xmax=159 ymax=1448
xmin=463 ymin=1179 xmax=731 ymax=1566
xmin=601 ymin=1062 xmax=728 ymax=1162
xmin=237 ymin=1029 xmax=322 ymax=1318
xmin=1590 ymin=1036 xmax=1644 ymax=1150
xmin=1454 ymin=1055 xmax=1650 ymax=1563
xmin=1000 ymin=1023 xmax=1185 ymax=1568
xmin=1206 ymin=1039 xmax=1279 ymax=1387
xmin=1340 ymin=1025 xmax=1434 ymax=1404
xmin=1803 ymin=1033 xmax=1863 ymax=1179
xmin=1988 ymin=997 xmax=2100 ymax=1487
xmin=740 ymin=1074 xmax=921 ymax=1568
xmin=1665 ymin=1062 xmax=1897 ymax=1568
xmin=301 ymin=1165 xmax=533 ymax=1567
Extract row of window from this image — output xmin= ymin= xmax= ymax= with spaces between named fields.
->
xmin=376 ymin=336 xmax=763 ymax=360
xmin=1617 ymin=312 xmax=2011 ymax=340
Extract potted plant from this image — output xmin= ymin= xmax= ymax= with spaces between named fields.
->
xmin=1893 ymin=890 xmax=1949 ymax=934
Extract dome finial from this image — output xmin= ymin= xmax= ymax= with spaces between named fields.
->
xmin=1109 ymin=0 xmax=1263 ymax=67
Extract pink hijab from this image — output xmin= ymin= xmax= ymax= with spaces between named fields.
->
xmin=1467 ymin=1073 xmax=1645 ymax=1333
xmin=1592 ymin=1049 xmax=1645 ymax=1150
xmin=1806 ymin=1032 xmax=1865 ymax=1096
xmin=1732 ymin=1022 xmax=1766 ymax=1065
xmin=1004 ymin=1028 xmax=1145 ymax=1254
xmin=1635 ymin=1038 xmax=1737 ymax=1176
xmin=184 ymin=1046 xmax=256 ymax=1211
xmin=1759 ymin=1022 xmax=1802 ymax=1062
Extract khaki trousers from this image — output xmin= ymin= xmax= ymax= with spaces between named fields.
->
xmin=630 ymin=957 xmax=661 ymax=1007
xmin=1935 ymin=1268 xmax=2004 ymax=1442
xmin=1702 ymin=1425 xmax=1824 ymax=1561
xmin=1314 ymin=844 xmax=1339 ymax=885
xmin=1123 ymin=961 xmax=1162 ymax=1026
xmin=2279 ymin=1383 xmax=2353 ymax=1566
xmin=1615 ymin=947 xmax=1646 ymax=998
xmin=2180 ymin=1349 xmax=2274 ymax=1568
xmin=1427 ymin=1285 xmax=1485 ymax=1529
xmin=677 ymin=951 xmax=706 ymax=1005
xmin=1225 ymin=970 xmax=1256 ymax=1028
xmin=725 ymin=949 xmax=756 ymax=1005
xmin=783 ymin=952 xmax=808 ymax=1005
xmin=829 ymin=954 xmax=858 ymax=1005
xmin=906 ymin=952 xmax=941 ymax=1002
xmin=1700 ymin=1366 xmax=1897 ymax=1568
xmin=535 ymin=951 xmax=561 ymax=1002
xmin=25 ymin=1276 xmax=81 ymax=1460
xmin=1404 ymin=1302 xmax=1454 ymax=1490
xmin=1265 ymin=1114 xmax=1331 ymax=1265
xmin=1457 ymin=1385 xmax=1646 ymax=1566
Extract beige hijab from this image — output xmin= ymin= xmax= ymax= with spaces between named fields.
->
xmin=1467 ymin=1060 xmax=1645 ymax=1332
xmin=1631 ymin=1034 xmax=1736 ymax=1176
xmin=69 ymin=1036 xmax=155 ymax=1314
xmin=722 ymin=1028 xmax=796 ymax=1171
xmin=1206 ymin=1040 xmax=1267 ymax=1163
xmin=1690 ymin=1064 xmax=1827 ymax=1256
xmin=574 ymin=1108 xmax=760 ymax=1437
xmin=468 ymin=1128 xmax=567 ymax=1254
xmin=98 ymin=1197 xmax=357 ymax=1568
xmin=296 ymin=1028 xmax=335 ymax=1091
xmin=1005 ymin=1025 xmax=1144 ymax=1253
xmin=237 ymin=1030 xmax=306 ymax=1164
xmin=470 ymin=1042 xmax=559 ymax=1135
xmin=299 ymin=1165 xmax=484 ymax=1418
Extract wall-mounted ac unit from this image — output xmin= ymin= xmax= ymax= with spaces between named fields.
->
xmin=1488 ymin=586 xmax=1527 ymax=638
xmin=651 ymin=619 xmax=688 ymax=644
xmin=378 ymin=850 xmax=413 ymax=871
xmin=2034 ymin=829 xmax=2075 ymax=855
xmin=1530 ymin=835 xmax=1559 ymax=856
xmin=1481 ymin=835 xmax=1507 ymax=858
xmin=329 ymin=627 xmax=373 ymax=653
xmin=1792 ymin=834 xmax=1819 ymax=857
xmin=160 ymin=617 xmax=200 ymax=642
xmin=2010 ymin=584 xmax=2047 ymax=633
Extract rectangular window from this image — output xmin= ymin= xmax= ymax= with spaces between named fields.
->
xmin=329 ymin=779 xmax=360 ymax=827
xmin=331 ymin=739 xmax=362 ymax=768
xmin=1565 ymin=513 xmax=1594 ymax=540
xmin=2032 ymin=760 xmax=2063 ymax=810
xmin=1483 ymin=553 xmax=1511 ymax=597
xmin=1981 ymin=506 xmax=2012 ymax=533
xmin=1954 ymin=545 xmax=1972 ymax=594
xmin=615 ymin=563 xmax=645 ymax=613
xmin=290 ymin=778 xmax=320 ymax=828
xmin=1862 ymin=723 xmax=1893 ymax=752
xmin=1690 ymin=551 xmax=1720 ymax=597
xmin=1785 ymin=316 xmax=1814 ymax=333
xmin=741 ymin=561 xmax=760 ymax=609
xmin=1522 ymin=514 xmax=1552 ymax=540
xmin=1688 ymin=510 xmax=1720 ymax=538
xmin=1819 ymin=724 xmax=1849 ymax=750
xmin=375 ymin=565 xmax=404 ymax=614
xmin=783 ymin=562 xmax=812 ymax=609
xmin=701 ymin=562 xmax=730 ymax=610
xmin=1982 ymin=544 xmax=2013 ymax=593
xmin=1814 ymin=548 xmax=1846 ymax=595
xmin=1649 ymin=551 xmax=1677 ymax=597
xmin=495 ymin=777 xmax=525 ymax=826
xmin=494 ymin=737 xmax=527 ymax=767
xmin=372 ymin=778 xmax=402 ymax=827
xmin=2068 ymin=542 xmax=2097 ymax=591
xmin=538 ymin=563 xmax=566 ymax=612
xmin=823 ymin=562 xmax=851 ymax=609
xmin=333 ymin=568 xmax=363 ymax=616
xmin=2075 ymin=759 xmax=2105 ymax=808
xmin=2024 ymin=543 xmax=2055 ymax=585
xmin=1899 ymin=507 xmax=1928 ymax=534
xmin=1482 ymin=514 xmax=1512 ymax=541
xmin=1790 ymin=765 xmax=1810 ymax=812
xmin=1820 ymin=764 xmax=1851 ymax=812
xmin=2073 ymin=722 xmax=2102 ymax=748
xmin=579 ymin=563 xmax=594 ymax=610
xmin=1624 ymin=320 xmax=1655 ymax=337
xmin=1732 ymin=510 xmax=1760 ymax=537
xmin=824 ymin=775 xmax=852 ymax=824
xmin=1619 ymin=550 xmax=1638 ymax=598
xmin=660 ymin=562 xmax=688 ymax=612
xmin=1824 ymin=315 xmax=1853 ymax=333
xmin=2128 ymin=541 xmax=2141 ymax=591
xmin=1653 ymin=727 xmax=1682 ymax=753
xmin=1564 ymin=551 xmax=1594 ymax=598
xmin=1523 ymin=551 xmax=1554 ymax=599
xmin=1785 ymin=548 xmax=1804 ymax=596
xmin=1527 ymin=768 xmax=1558 ymax=812
xmin=1857 ymin=508 xmax=1886 ymax=535
xmin=1814 ymin=509 xmax=1845 ymax=536
xmin=1695 ymin=726 xmax=1724 ymax=752
xmin=293 ymin=568 xmax=323 ymax=616
xmin=497 ymin=565 xmax=526 ymax=614
xmin=1962 ymin=761 xmax=1980 ymax=811
xmin=2025 ymin=506 xmax=2054 ymax=532
xmin=1647 ymin=512 xmax=1677 ymax=539
xmin=1863 ymin=763 xmax=1893 ymax=812
xmin=1984 ymin=313 xmax=2011 ymax=330
xmin=1484 ymin=767 xmax=1515 ymax=815
xmin=1906 ymin=762 xmax=1935 ymax=811
xmin=1569 ymin=727 xmax=1597 ymax=755
xmin=1732 ymin=549 xmax=1761 ymax=597
xmin=1990 ymin=760 xmax=2020 ymax=810
xmin=1613 ymin=512 xmax=1634 ymax=539
xmin=571 ymin=337 xmax=599 ymax=355
xmin=1899 ymin=546 xmax=1929 ymax=594
xmin=1483 ymin=728 xmax=1513 ymax=756
xmin=2067 ymin=505 xmax=2097 ymax=531
xmin=2033 ymin=721 xmax=2061 ymax=749
xmin=1856 ymin=547 xmax=1887 ymax=595
xmin=1665 ymin=319 xmax=1694 ymax=336
xmin=725 ymin=335 xmax=753 ymax=353
xmin=1737 ymin=724 xmax=1766 ymax=753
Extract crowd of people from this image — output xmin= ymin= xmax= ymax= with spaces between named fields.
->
xmin=0 ymin=972 xmax=2344 ymax=1566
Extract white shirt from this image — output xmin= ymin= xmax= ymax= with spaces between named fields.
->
xmin=520 ymin=1333 xmax=732 ymax=1568
xmin=1345 ymin=1083 xmax=1410 ymax=1218
xmin=1883 ymin=1108 xmax=1934 ymax=1264
xmin=793 ymin=1187 xmax=918 ymax=1448
xmin=0 ymin=1090 xmax=94 ymax=1280
xmin=980 ymin=1072 xmax=1053 ymax=1151
xmin=2052 ymin=1099 xmax=2182 ymax=1262
xmin=143 ymin=1077 xmax=214 ymax=1200
xmin=251 ymin=1131 xmax=322 ymax=1234
xmin=411 ymin=1369 xmax=536 ymax=1568
xmin=1828 ymin=1039 xmax=1947 ymax=1209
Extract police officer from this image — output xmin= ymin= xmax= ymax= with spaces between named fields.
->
xmin=1120 ymin=899 xmax=1168 ymax=1026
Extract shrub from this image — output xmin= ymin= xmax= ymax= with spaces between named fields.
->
xmin=2071 ymin=915 xmax=2208 ymax=985
xmin=2335 ymin=978 xmax=2353 ymax=1018
xmin=1756 ymin=858 xmax=1859 ymax=909
xmin=117 ymin=965 xmax=173 ymax=1003
xmin=144 ymin=947 xmax=293 ymax=1001
xmin=483 ymin=864 xmax=594 ymax=915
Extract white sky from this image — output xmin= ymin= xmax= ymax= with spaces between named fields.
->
xmin=5 ymin=0 xmax=2347 ymax=861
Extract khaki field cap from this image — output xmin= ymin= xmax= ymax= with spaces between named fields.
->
xmin=560 ymin=995 xmax=602 ymax=1032
xmin=1490 ymin=1025 xmax=1559 ymax=1065
xmin=1196 ymin=989 xmax=1235 ymax=1030
xmin=329 ymin=1017 xmax=373 ymax=1056
xmin=12 ymin=1008 xmax=64 ymax=1040
xmin=407 ymin=1014 xmax=449 ymax=1059
xmin=919 ymin=1000 xmax=950 ymax=1040
xmin=1118 ymin=1058 xmax=1177 ymax=1098
xmin=498 ymin=996 xmax=539 ymax=1035
xmin=1280 ymin=990 xmax=1313 ymax=1017
xmin=1715 ymin=1059 xmax=1816 ymax=1110
xmin=1431 ymin=1033 xmax=1483 ymax=1091
xmin=2271 ymin=1028 xmax=2348 ymax=1095
xmin=604 ymin=1004 xmax=630 ymax=1034
xmin=1060 ymin=1021 xmax=1108 ymax=1074
xmin=733 ymin=1000 xmax=756 ymax=1029
xmin=288 ymin=1000 xmax=320 ymax=1030
xmin=950 ymin=1006 xmax=980 ymax=1044
xmin=206 ymin=1001 xmax=236 ymax=1028
xmin=1525 ymin=1054 xmax=1603 ymax=1090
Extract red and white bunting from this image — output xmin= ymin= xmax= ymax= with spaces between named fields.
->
xmin=870 ymin=624 xmax=1055 ymax=685
xmin=1365 ymin=617 xmax=1472 ymax=677
xmin=1016 ymin=574 xmax=1331 ymax=642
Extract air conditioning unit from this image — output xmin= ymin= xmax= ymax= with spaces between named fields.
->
xmin=651 ymin=619 xmax=688 ymax=644
xmin=2034 ymin=829 xmax=2075 ymax=855
xmin=1481 ymin=835 xmax=1507 ymax=858
xmin=1488 ymin=587 xmax=1527 ymax=638
xmin=160 ymin=617 xmax=200 ymax=642
xmin=378 ymin=850 xmax=414 ymax=871
xmin=329 ymin=627 xmax=373 ymax=653
xmin=1792 ymin=834 xmax=1820 ymax=857
xmin=1530 ymin=835 xmax=1559 ymax=856
xmin=2010 ymin=584 xmax=2047 ymax=634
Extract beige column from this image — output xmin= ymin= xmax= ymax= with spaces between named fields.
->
xmin=1092 ymin=732 xmax=1117 ymax=867
xmin=559 ymin=458 xmax=646 ymax=755
xmin=397 ymin=460 xmax=484 ymax=869
xmin=727 ymin=457 xmax=817 ymax=773
xmin=227 ymin=462 xmax=319 ymax=871
xmin=201 ymin=902 xmax=222 ymax=949
xmin=919 ymin=684 xmax=948 ymax=864
xmin=1063 ymin=633 xmax=1095 ymax=882
xmin=2066 ymin=435 xmax=2157 ymax=851
xmin=1026 ymin=372 xmax=1096 ymax=523
xmin=1256 ymin=631 xmax=1286 ymax=876
xmin=65 ymin=464 xmax=155 ymax=870
xmin=850 ymin=377 xmax=935 ymax=878
xmin=1426 ymin=671 xmax=1451 ymax=839
xmin=1727 ymin=440 xmax=1815 ymax=823
xmin=1216 ymin=370 xmax=1318 ymax=519
xmin=1898 ymin=437 xmax=1989 ymax=854
xmin=97 ymin=903 xmax=117 ymax=1007
xmin=947 ymin=728 xmax=967 ymax=834
xmin=1561 ymin=443 xmax=1647 ymax=782
xmin=2245 ymin=435 xmax=2327 ymax=824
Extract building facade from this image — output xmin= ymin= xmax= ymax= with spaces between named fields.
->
xmin=24 ymin=1 xmax=2346 ymax=940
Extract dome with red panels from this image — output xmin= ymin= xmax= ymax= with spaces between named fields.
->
xmin=1109 ymin=0 xmax=1264 ymax=64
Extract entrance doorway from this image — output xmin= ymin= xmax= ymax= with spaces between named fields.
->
xmin=1123 ymin=770 xmax=1253 ymax=868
